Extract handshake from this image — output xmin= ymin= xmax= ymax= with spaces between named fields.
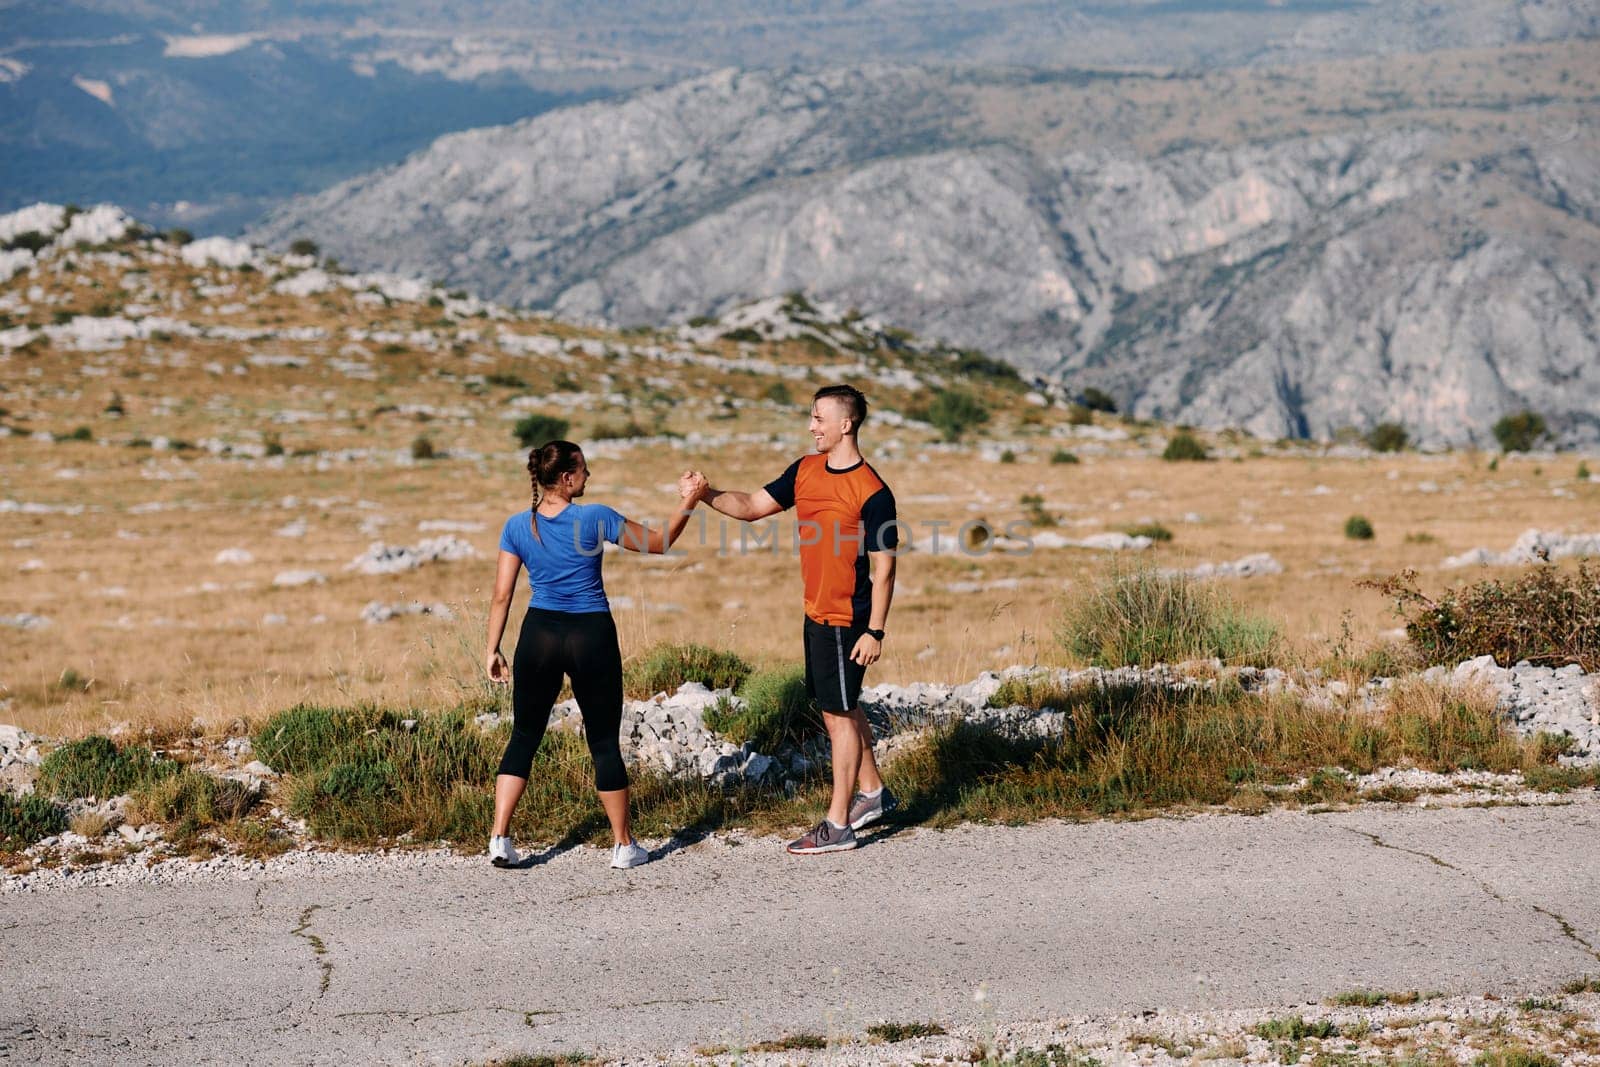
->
xmin=677 ymin=469 xmax=710 ymax=504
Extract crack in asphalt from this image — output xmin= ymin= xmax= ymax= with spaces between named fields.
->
xmin=332 ymin=1005 xmax=559 ymax=1026
xmin=291 ymin=904 xmax=332 ymax=998
xmin=1346 ymin=827 xmax=1600 ymax=964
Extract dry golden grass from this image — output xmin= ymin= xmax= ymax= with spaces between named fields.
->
xmin=3 ymin=240 xmax=1598 ymax=737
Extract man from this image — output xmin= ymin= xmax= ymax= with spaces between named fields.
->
xmin=685 ymin=384 xmax=899 ymax=854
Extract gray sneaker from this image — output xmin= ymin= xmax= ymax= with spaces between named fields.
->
xmin=786 ymin=819 xmax=857 ymax=855
xmin=848 ymin=786 xmax=898 ymax=830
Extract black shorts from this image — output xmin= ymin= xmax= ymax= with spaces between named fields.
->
xmin=803 ymin=617 xmax=869 ymax=713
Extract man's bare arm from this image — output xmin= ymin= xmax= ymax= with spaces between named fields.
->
xmin=703 ymin=485 xmax=783 ymax=522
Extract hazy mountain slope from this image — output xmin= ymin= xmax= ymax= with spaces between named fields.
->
xmin=252 ymin=50 xmax=1600 ymax=445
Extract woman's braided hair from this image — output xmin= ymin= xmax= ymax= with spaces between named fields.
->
xmin=527 ymin=440 xmax=584 ymax=542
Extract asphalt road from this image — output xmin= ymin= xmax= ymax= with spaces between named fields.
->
xmin=4 ymin=797 xmax=1599 ymax=1065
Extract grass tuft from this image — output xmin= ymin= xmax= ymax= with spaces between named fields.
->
xmin=703 ymin=665 xmax=819 ymax=752
xmin=622 ymin=643 xmax=752 ymax=699
xmin=38 ymin=735 xmax=175 ymax=800
xmin=1250 ymin=1016 xmax=1339 ymax=1040
xmin=867 ymin=1021 xmax=948 ymax=1043
xmin=748 ymin=1033 xmax=828 ymax=1052
xmin=1472 ymin=1046 xmax=1559 ymax=1067
xmin=1059 ymin=564 xmax=1280 ymax=668
xmin=0 ymin=793 xmax=66 ymax=848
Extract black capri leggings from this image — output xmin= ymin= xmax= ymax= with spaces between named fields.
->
xmin=497 ymin=608 xmax=628 ymax=792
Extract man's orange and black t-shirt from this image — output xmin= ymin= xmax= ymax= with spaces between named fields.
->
xmin=764 ymin=454 xmax=897 ymax=627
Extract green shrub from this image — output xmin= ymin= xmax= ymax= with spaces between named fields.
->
xmin=720 ymin=327 xmax=764 ymax=344
xmin=254 ymin=705 xmax=382 ymax=775
xmin=923 ymin=389 xmax=990 ymax=442
xmin=762 ymin=381 xmax=792 ymax=405
xmin=1162 ymin=432 xmax=1209 ymax=462
xmin=1050 ymin=449 xmax=1080 ymax=465
xmin=1124 ymin=522 xmax=1173 ymax=543
xmin=623 ymin=644 xmax=752 ymax=698
xmin=1066 ymin=403 xmax=1093 ymax=426
xmin=0 ymin=794 xmax=66 ymax=847
xmin=1250 ymin=1017 xmax=1338 ymax=1041
xmin=998 ymin=449 xmax=1017 ymax=464
xmin=1579 ymin=461 xmax=1592 ymax=481
xmin=705 ymin=666 xmax=819 ymax=752
xmin=953 ymin=349 xmax=1022 ymax=386
xmin=513 ymin=414 xmax=570 ymax=449
xmin=1344 ymin=515 xmax=1375 ymax=540
xmin=1365 ymin=563 xmax=1600 ymax=672
xmin=590 ymin=418 xmax=650 ymax=440
xmin=288 ymin=238 xmax=319 ymax=258
xmin=485 ymin=372 xmax=527 ymax=390
xmin=410 ymin=435 xmax=436 ymax=460
xmin=1365 ymin=422 xmax=1409 ymax=452
xmin=1060 ymin=565 xmax=1280 ymax=667
xmin=867 ymin=1021 xmax=947 ymax=1042
xmin=38 ymin=736 xmax=173 ymax=800
xmin=129 ymin=770 xmax=259 ymax=828
xmin=1080 ymin=387 xmax=1117 ymax=413
xmin=5 ymin=231 xmax=52 ymax=254
xmin=1472 ymin=1048 xmax=1560 ymax=1067
xmin=1493 ymin=410 xmax=1547 ymax=453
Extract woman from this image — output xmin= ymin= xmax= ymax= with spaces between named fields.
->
xmin=485 ymin=440 xmax=703 ymax=870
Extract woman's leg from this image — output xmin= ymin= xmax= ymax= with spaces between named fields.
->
xmin=493 ymin=612 xmax=564 ymax=838
xmin=567 ymin=613 xmax=631 ymax=845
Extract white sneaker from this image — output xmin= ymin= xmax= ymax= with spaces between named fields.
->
xmin=610 ymin=840 xmax=649 ymax=869
xmin=489 ymin=835 xmax=520 ymax=868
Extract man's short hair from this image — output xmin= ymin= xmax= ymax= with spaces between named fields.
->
xmin=813 ymin=384 xmax=868 ymax=432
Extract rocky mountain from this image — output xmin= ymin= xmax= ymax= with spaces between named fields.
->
xmin=252 ymin=47 xmax=1600 ymax=446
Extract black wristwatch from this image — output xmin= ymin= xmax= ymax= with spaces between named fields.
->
xmin=866 ymin=628 xmax=886 ymax=641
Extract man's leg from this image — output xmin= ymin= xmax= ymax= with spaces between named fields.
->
xmin=823 ymin=709 xmax=861 ymax=828
xmin=850 ymin=707 xmax=884 ymax=795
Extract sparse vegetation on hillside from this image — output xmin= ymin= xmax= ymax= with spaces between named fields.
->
xmin=1365 ymin=422 xmax=1409 ymax=452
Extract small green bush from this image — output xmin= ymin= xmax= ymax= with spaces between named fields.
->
xmin=922 ymin=389 xmax=990 ymax=442
xmin=1080 ymin=387 xmax=1117 ymax=413
xmin=410 ymin=435 xmax=436 ymax=461
xmin=1125 ymin=522 xmax=1173 ymax=542
xmin=1493 ymin=410 xmax=1547 ymax=453
xmin=513 ymin=414 xmax=570 ymax=449
xmin=762 ymin=381 xmax=792 ymax=405
xmin=129 ymin=770 xmax=259 ymax=828
xmin=254 ymin=705 xmax=381 ymax=775
xmin=288 ymin=238 xmax=319 ymax=258
xmin=1366 ymin=563 xmax=1600 ymax=672
xmin=1060 ymin=565 xmax=1280 ymax=667
xmin=867 ymin=1021 xmax=948 ymax=1042
xmin=1344 ymin=515 xmax=1375 ymax=540
xmin=0 ymin=794 xmax=66 ymax=847
xmin=623 ymin=644 xmax=752 ymax=699
xmin=38 ymin=736 xmax=173 ymax=800
xmin=1471 ymin=1048 xmax=1560 ymax=1067
xmin=1066 ymin=403 xmax=1093 ymax=426
xmin=5 ymin=231 xmax=52 ymax=254
xmin=590 ymin=419 xmax=650 ymax=440
xmin=1050 ymin=449 xmax=1080 ymax=465
xmin=1579 ymin=460 xmax=1592 ymax=481
xmin=1162 ymin=432 xmax=1209 ymax=462
xmin=1365 ymin=422 xmax=1409 ymax=452
xmin=485 ymin=372 xmax=527 ymax=390
xmin=704 ymin=666 xmax=819 ymax=752
xmin=1250 ymin=1017 xmax=1338 ymax=1041
xmin=998 ymin=449 xmax=1017 ymax=464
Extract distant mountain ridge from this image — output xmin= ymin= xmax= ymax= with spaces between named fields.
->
xmin=252 ymin=50 xmax=1600 ymax=446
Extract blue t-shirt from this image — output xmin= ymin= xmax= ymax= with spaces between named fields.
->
xmin=499 ymin=504 xmax=627 ymax=613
